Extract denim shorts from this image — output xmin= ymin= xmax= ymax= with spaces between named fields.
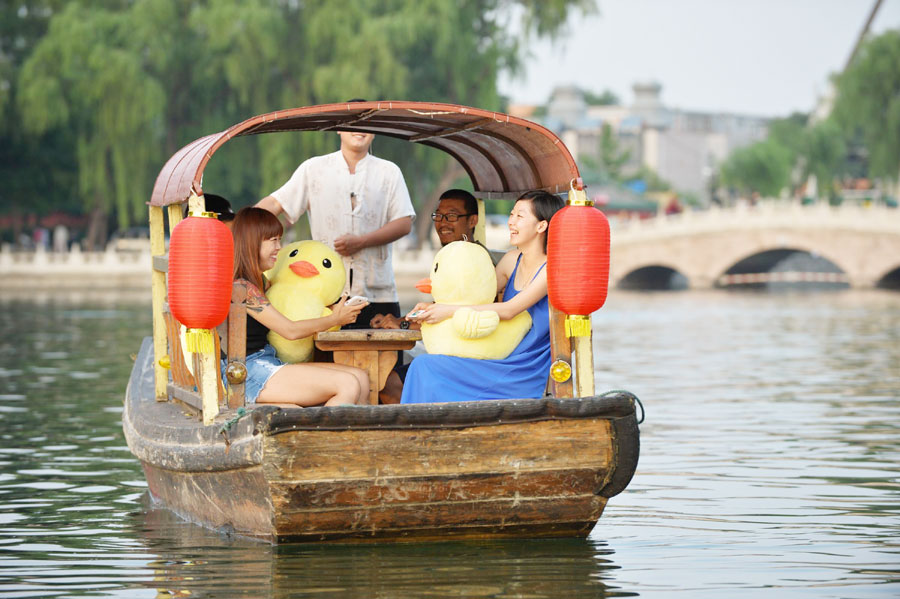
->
xmin=222 ymin=344 xmax=285 ymax=404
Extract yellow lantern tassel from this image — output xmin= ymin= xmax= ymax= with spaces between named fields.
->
xmin=184 ymin=328 xmax=214 ymax=353
xmin=565 ymin=315 xmax=592 ymax=337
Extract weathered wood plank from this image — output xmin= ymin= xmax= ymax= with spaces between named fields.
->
xmin=164 ymin=311 xmax=196 ymax=389
xmin=549 ymin=306 xmax=573 ymax=398
xmin=142 ymin=463 xmax=274 ymax=539
xmin=273 ymin=494 xmax=606 ymax=538
xmin=263 ymin=419 xmax=613 ymax=480
xmin=225 ymin=282 xmax=247 ymax=409
xmin=314 ymin=341 xmax=416 ymax=351
xmin=315 ymin=329 xmax=422 ymax=343
xmin=150 ymin=205 xmax=168 ymax=400
xmin=271 ymin=468 xmax=610 ymax=510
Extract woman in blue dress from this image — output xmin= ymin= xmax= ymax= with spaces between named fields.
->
xmin=401 ymin=190 xmax=565 ymax=403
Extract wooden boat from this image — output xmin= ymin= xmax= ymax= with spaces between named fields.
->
xmin=123 ymin=101 xmax=640 ymax=543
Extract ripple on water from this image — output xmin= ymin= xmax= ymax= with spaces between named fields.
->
xmin=0 ymin=291 xmax=897 ymax=598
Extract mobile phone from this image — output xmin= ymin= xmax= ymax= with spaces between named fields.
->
xmin=407 ymin=309 xmax=424 ymax=318
xmin=346 ymin=295 xmax=368 ymax=306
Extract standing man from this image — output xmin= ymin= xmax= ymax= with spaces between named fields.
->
xmin=257 ymin=110 xmax=415 ymax=329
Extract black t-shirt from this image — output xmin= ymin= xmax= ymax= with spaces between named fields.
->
xmin=246 ymin=314 xmax=270 ymax=355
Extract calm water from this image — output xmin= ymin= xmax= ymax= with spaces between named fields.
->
xmin=0 ymin=287 xmax=898 ymax=598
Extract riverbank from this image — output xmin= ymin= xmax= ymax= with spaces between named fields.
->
xmin=0 ymin=244 xmax=437 ymax=290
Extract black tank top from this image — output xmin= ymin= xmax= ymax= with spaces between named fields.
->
xmin=246 ymin=314 xmax=270 ymax=355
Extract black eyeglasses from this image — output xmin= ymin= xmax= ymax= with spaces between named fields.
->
xmin=431 ymin=212 xmax=474 ymax=222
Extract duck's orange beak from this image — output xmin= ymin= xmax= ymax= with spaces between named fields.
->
xmin=289 ymin=260 xmax=319 ymax=278
xmin=415 ymin=277 xmax=432 ymax=294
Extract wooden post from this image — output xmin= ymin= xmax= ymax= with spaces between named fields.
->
xmin=548 ymin=306 xmax=574 ymax=398
xmin=167 ymin=204 xmax=183 ymax=231
xmin=572 ymin=334 xmax=595 ymax=398
xmin=226 ymin=282 xmax=248 ymax=409
xmin=149 ymin=205 xmax=168 ymax=401
xmin=199 ymin=343 xmax=219 ymax=425
xmin=188 ymin=192 xmax=204 ymax=214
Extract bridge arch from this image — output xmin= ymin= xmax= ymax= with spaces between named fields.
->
xmin=707 ymin=240 xmax=853 ymax=287
xmin=877 ymin=266 xmax=900 ymax=290
xmin=716 ymin=247 xmax=849 ymax=288
xmin=618 ymin=264 xmax=688 ymax=290
xmin=609 ymin=203 xmax=900 ymax=290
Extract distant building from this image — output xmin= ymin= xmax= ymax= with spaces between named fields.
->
xmin=531 ymin=83 xmax=770 ymax=204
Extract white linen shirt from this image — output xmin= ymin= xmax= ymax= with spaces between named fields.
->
xmin=270 ymin=150 xmax=415 ymax=302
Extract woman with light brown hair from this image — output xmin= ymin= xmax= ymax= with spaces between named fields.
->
xmin=230 ymin=207 xmax=369 ymax=407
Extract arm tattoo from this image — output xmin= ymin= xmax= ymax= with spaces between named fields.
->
xmin=239 ymin=279 xmax=270 ymax=313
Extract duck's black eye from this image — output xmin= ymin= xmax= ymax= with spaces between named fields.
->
xmin=434 ymin=262 xmax=439 ymax=273
xmin=289 ymin=249 xmax=299 ymax=257
xmin=322 ymin=258 xmax=332 ymax=268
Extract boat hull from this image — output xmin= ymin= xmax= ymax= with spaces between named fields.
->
xmin=125 ymin=338 xmax=639 ymax=543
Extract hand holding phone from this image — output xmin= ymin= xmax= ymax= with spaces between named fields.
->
xmin=406 ymin=309 xmax=425 ymax=319
xmin=346 ymin=295 xmax=369 ymax=306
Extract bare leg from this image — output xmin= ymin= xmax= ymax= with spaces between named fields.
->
xmin=256 ymin=363 xmax=361 ymax=406
xmin=315 ymin=362 xmax=370 ymax=405
xmin=379 ymin=371 xmax=402 ymax=404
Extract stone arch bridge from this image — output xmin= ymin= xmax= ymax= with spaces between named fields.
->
xmin=609 ymin=202 xmax=900 ymax=290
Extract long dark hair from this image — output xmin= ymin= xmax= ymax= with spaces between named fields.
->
xmin=232 ymin=207 xmax=283 ymax=291
xmin=516 ymin=190 xmax=565 ymax=252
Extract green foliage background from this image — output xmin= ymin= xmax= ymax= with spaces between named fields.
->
xmin=719 ymin=29 xmax=900 ymax=201
xmin=1 ymin=0 xmax=595 ymax=247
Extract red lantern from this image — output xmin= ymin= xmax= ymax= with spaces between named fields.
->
xmin=168 ymin=212 xmax=233 ymax=352
xmin=547 ymin=180 xmax=610 ymax=337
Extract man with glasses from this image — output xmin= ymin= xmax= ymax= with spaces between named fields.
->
xmin=371 ymin=188 xmax=497 ymax=330
xmin=371 ymin=188 xmax=498 ymax=402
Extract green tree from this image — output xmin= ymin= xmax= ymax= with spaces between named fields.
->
xmin=720 ymin=139 xmax=793 ymax=197
xmin=802 ymin=120 xmax=847 ymax=197
xmin=18 ymin=2 xmax=166 ymax=247
xmin=832 ymin=29 xmax=900 ymax=180
xmin=0 ymin=0 xmax=86 ymax=243
xmin=10 ymin=0 xmax=597 ymax=248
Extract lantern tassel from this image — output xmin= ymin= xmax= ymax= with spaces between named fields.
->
xmin=565 ymin=315 xmax=592 ymax=337
xmin=184 ymin=328 xmax=215 ymax=353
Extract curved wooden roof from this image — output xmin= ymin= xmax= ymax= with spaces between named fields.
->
xmin=150 ymin=101 xmax=579 ymax=207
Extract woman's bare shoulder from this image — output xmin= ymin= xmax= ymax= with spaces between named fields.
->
xmin=496 ymin=249 xmax=521 ymax=273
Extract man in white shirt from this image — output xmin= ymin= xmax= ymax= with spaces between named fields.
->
xmin=257 ymin=111 xmax=416 ymax=329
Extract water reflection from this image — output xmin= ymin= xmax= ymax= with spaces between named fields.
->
xmin=134 ymin=503 xmax=625 ymax=599
xmin=0 ymin=289 xmax=898 ymax=598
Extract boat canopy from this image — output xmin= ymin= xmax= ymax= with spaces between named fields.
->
xmin=150 ymin=101 xmax=579 ymax=207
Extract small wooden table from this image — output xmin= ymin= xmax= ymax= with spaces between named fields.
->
xmin=314 ymin=329 xmax=422 ymax=404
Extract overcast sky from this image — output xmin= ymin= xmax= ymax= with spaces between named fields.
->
xmin=498 ymin=0 xmax=900 ymax=117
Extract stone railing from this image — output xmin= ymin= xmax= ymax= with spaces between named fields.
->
xmin=1 ymin=243 xmax=151 ymax=280
xmin=0 ymin=242 xmax=448 ymax=288
xmin=610 ymin=200 xmax=900 ymax=242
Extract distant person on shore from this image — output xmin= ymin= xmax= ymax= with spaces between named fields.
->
xmin=256 ymin=99 xmax=416 ymax=330
xmin=52 ymin=224 xmax=69 ymax=253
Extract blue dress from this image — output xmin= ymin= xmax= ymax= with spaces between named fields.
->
xmin=401 ymin=255 xmax=550 ymax=403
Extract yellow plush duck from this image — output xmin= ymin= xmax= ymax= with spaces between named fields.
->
xmin=266 ymin=240 xmax=346 ymax=363
xmin=416 ymin=241 xmax=531 ymax=360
